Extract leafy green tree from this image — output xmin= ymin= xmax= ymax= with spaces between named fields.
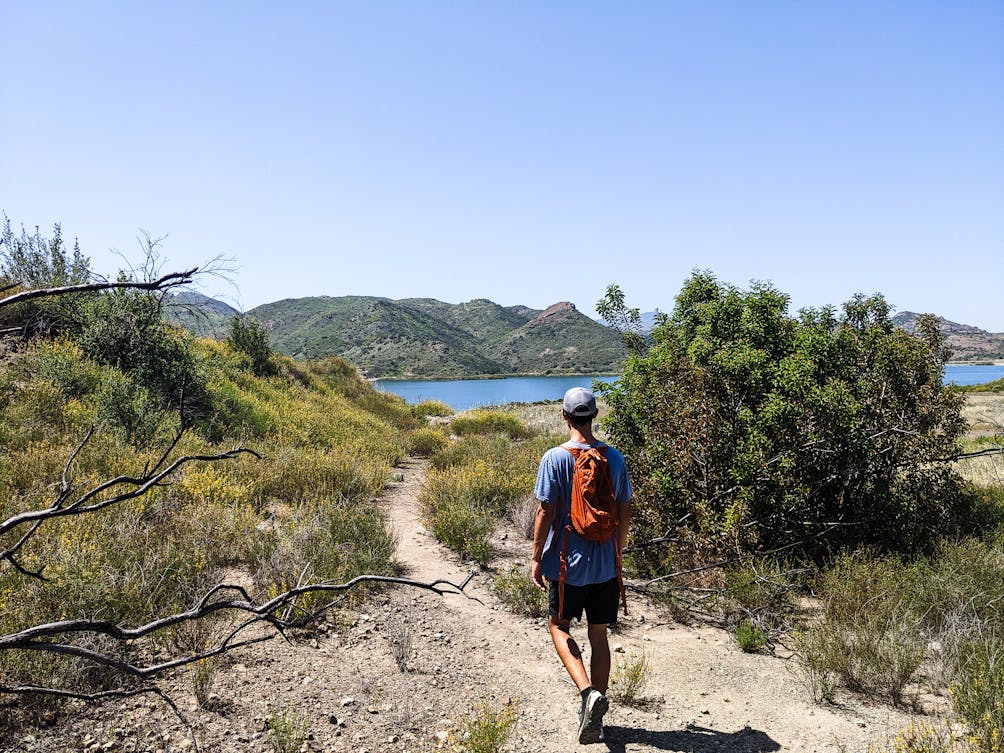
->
xmin=76 ymin=286 xmax=207 ymax=424
xmin=599 ymin=274 xmax=967 ymax=567
xmin=0 ymin=215 xmax=90 ymax=288
xmin=0 ymin=216 xmax=92 ymax=336
xmin=227 ymin=314 xmax=278 ymax=377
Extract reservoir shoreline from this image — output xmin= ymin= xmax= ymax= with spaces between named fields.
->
xmin=375 ymin=366 xmax=1003 ymax=412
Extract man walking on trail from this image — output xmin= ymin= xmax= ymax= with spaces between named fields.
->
xmin=531 ymin=387 xmax=631 ymax=744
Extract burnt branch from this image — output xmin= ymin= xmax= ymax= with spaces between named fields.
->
xmin=0 ymin=569 xmax=477 ymax=722
xmin=0 ymin=270 xmax=199 ymax=309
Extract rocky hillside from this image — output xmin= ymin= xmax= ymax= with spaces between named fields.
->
xmin=893 ymin=312 xmax=1004 ymax=361
xmin=245 ymin=296 xmax=625 ymax=377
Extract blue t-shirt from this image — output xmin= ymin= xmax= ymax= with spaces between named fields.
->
xmin=534 ymin=441 xmax=632 ymax=587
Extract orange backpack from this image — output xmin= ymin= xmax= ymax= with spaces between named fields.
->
xmin=558 ymin=446 xmax=628 ymax=618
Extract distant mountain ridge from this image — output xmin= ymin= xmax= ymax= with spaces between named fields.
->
xmin=244 ymin=296 xmax=626 ymax=377
xmin=167 ymin=293 xmax=1002 ymax=377
xmin=892 ymin=312 xmax=1004 ymax=362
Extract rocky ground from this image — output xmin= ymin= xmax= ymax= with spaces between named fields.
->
xmin=3 ymin=458 xmax=930 ymax=753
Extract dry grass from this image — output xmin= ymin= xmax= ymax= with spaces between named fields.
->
xmin=956 ymin=393 xmax=1004 ymax=487
xmin=503 ymin=397 xmax=612 ymax=439
xmin=961 ymin=394 xmax=1004 ymax=441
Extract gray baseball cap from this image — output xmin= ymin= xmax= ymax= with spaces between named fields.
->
xmin=563 ymin=387 xmax=597 ymax=417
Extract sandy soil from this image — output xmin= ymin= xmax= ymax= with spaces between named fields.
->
xmin=5 ymin=458 xmax=925 ymax=753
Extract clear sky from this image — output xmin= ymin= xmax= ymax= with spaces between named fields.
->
xmin=2 ymin=2 xmax=1002 ymax=329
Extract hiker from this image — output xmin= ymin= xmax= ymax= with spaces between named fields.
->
xmin=531 ymin=386 xmax=632 ymax=745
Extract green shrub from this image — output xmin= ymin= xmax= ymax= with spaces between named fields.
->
xmin=951 ymin=633 xmax=1004 ymax=753
xmin=420 ymin=451 xmax=541 ymax=566
xmin=408 ymin=427 xmax=449 ymax=457
xmin=431 ymin=433 xmax=519 ymax=471
xmin=265 ymin=708 xmax=309 ymax=753
xmin=610 ymin=652 xmax=651 ymax=705
xmin=962 ymin=376 xmax=1004 ymax=393
xmin=425 ymin=459 xmax=528 ymax=517
xmin=599 ymin=277 xmax=968 ymax=560
xmin=227 ymin=314 xmax=278 ymax=377
xmin=11 ymin=338 xmax=102 ymax=397
xmin=96 ymin=371 xmax=174 ymax=447
xmin=735 ymin=621 xmax=768 ymax=653
xmin=0 ymin=218 xmax=91 ymax=336
xmin=866 ymin=721 xmax=967 ymax=753
xmin=447 ymin=701 xmax=518 ymax=753
xmin=253 ymin=447 xmax=388 ymax=505
xmin=421 ymin=431 xmax=563 ymax=565
xmin=913 ymin=539 xmax=1004 ymax=630
xmin=0 ymin=318 xmax=412 ymax=696
xmin=422 ymin=493 xmax=494 ymax=566
xmin=451 ymin=409 xmax=534 ymax=439
xmin=252 ymin=498 xmax=398 ymax=612
xmin=492 ymin=565 xmax=547 ymax=618
xmin=77 ymin=289 xmax=209 ymax=422
xmin=724 ymin=558 xmax=796 ymax=638
xmin=795 ymin=552 xmax=926 ymax=706
xmin=190 ymin=657 xmax=218 ymax=708
xmin=412 ymin=399 xmax=453 ymax=419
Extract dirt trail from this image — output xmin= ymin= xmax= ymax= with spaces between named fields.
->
xmin=376 ymin=458 xmax=916 ymax=753
xmin=10 ymin=458 xmax=918 ymax=753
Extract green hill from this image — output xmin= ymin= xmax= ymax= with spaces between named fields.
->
xmin=240 ymin=296 xmax=625 ymax=378
xmin=164 ymin=291 xmax=239 ymax=338
xmin=490 ymin=302 xmax=627 ymax=374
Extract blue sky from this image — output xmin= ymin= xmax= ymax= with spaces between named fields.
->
xmin=2 ymin=2 xmax=1002 ymax=329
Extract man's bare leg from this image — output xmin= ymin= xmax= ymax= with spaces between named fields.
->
xmin=548 ymin=617 xmax=591 ymax=690
xmin=587 ymin=623 xmax=611 ymax=694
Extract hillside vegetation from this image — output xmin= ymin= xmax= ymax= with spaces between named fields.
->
xmin=164 ymin=290 xmax=239 ymax=339
xmin=223 ymin=296 xmax=625 ymax=378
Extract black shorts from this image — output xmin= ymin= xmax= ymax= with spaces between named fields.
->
xmin=548 ymin=577 xmax=620 ymax=625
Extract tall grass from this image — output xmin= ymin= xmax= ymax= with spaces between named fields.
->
xmin=419 ymin=416 xmax=561 ymax=565
xmin=795 ymin=542 xmax=1004 ymax=743
xmin=449 ymin=409 xmax=535 ymax=439
xmin=795 ymin=552 xmax=929 ymax=706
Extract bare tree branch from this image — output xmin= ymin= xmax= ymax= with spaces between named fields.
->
xmin=632 ymin=520 xmax=846 ymax=588
xmin=0 ymin=568 xmax=477 ymax=734
xmin=0 ymin=270 xmax=199 ymax=309
xmin=930 ymin=444 xmax=1004 ymax=463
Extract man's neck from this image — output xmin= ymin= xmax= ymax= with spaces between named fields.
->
xmin=567 ymin=425 xmax=596 ymax=445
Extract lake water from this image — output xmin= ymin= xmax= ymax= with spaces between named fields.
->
xmin=376 ymin=365 xmax=1003 ymax=412
xmin=944 ymin=364 xmax=1004 ymax=386
xmin=374 ymin=375 xmax=620 ymax=411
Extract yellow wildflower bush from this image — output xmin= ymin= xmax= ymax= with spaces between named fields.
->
xmin=1 ymin=333 xmax=414 ymax=692
xmin=867 ymin=721 xmax=970 ymax=753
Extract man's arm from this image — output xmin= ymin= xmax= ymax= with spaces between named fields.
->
xmin=618 ymin=502 xmax=632 ymax=555
xmin=530 ymin=501 xmax=555 ymax=592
